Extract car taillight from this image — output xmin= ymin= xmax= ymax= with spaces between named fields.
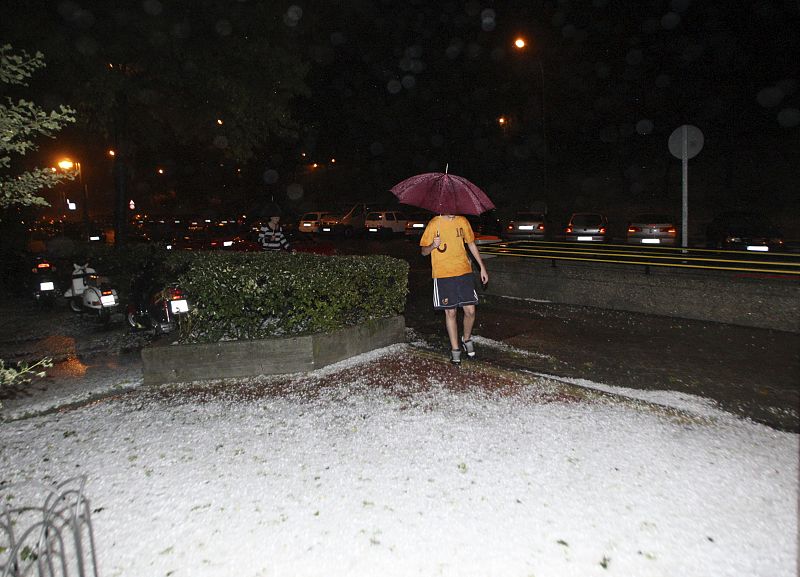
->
xmin=599 ymin=227 xmax=606 ymax=234
xmin=536 ymin=224 xmax=545 ymax=232
xmin=565 ymin=226 xmax=573 ymax=233
xmin=37 ymin=262 xmax=51 ymax=269
xmin=101 ymin=289 xmax=113 ymax=296
xmin=628 ymin=226 xmax=641 ymax=233
xmin=662 ymin=226 xmax=677 ymax=233
xmin=506 ymin=224 xmax=514 ymax=230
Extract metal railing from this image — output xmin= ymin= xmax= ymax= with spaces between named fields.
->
xmin=479 ymin=240 xmax=800 ymax=276
xmin=1 ymin=476 xmax=99 ymax=577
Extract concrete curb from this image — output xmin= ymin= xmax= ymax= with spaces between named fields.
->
xmin=483 ymin=257 xmax=799 ymax=333
xmin=141 ymin=315 xmax=406 ymax=385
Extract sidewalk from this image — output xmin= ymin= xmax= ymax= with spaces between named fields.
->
xmin=404 ymin=274 xmax=800 ymax=432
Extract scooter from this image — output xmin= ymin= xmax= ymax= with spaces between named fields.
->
xmin=126 ymin=272 xmax=191 ymax=336
xmin=64 ymin=263 xmax=120 ymax=325
xmin=31 ymin=258 xmax=60 ymax=309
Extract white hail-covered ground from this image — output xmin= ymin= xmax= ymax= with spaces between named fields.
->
xmin=0 ymin=341 xmax=797 ymax=577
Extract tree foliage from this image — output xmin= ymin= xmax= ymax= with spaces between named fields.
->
xmin=0 ymin=44 xmax=76 ymax=210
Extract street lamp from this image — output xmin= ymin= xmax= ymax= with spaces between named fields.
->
xmin=56 ymin=158 xmax=90 ymax=228
xmin=513 ymin=36 xmax=548 ymax=206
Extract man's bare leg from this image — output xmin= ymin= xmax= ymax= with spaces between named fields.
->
xmin=444 ymin=308 xmax=460 ymax=350
xmin=462 ymin=305 xmax=476 ymax=341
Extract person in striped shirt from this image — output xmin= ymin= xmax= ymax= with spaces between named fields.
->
xmin=258 ymin=214 xmax=291 ymax=251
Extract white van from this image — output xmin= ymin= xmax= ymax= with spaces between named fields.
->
xmin=365 ymin=210 xmax=409 ymax=236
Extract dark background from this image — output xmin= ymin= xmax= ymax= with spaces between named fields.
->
xmin=2 ymin=0 xmax=798 ymax=236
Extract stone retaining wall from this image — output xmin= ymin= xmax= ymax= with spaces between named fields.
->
xmin=482 ymin=256 xmax=799 ymax=333
xmin=141 ymin=315 xmax=406 ymax=385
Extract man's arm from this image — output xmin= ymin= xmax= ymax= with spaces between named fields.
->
xmin=421 ymin=235 xmax=441 ymax=256
xmin=466 ymin=241 xmax=489 ymax=284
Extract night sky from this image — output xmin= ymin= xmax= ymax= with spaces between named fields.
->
xmin=2 ymin=0 xmax=798 ymax=227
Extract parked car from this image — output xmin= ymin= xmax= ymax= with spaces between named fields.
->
xmin=502 ymin=212 xmax=548 ymax=241
xmin=565 ymin=212 xmax=610 ymax=243
xmin=705 ymin=211 xmax=785 ymax=251
xmin=365 ymin=210 xmax=409 ymax=236
xmin=298 ymin=211 xmax=331 ymax=234
xmin=318 ymin=203 xmax=369 ymax=238
xmin=404 ymin=211 xmax=434 ymax=238
xmin=466 ymin=210 xmax=502 ymax=237
xmin=626 ymin=214 xmax=678 ymax=246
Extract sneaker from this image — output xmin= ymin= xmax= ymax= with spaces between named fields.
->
xmin=450 ymin=349 xmax=462 ymax=365
xmin=461 ymin=337 xmax=476 ymax=358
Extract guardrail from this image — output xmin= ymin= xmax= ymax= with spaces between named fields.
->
xmin=479 ymin=240 xmax=800 ymax=277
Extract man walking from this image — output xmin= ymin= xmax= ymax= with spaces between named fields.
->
xmin=420 ymin=214 xmax=489 ymax=364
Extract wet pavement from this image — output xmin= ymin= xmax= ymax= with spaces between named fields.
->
xmin=405 ymin=265 xmax=800 ymax=433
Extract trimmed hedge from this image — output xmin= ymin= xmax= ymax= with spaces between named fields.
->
xmin=177 ymin=251 xmax=408 ymax=343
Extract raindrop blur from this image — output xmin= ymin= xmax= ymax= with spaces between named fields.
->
xmin=626 ymin=49 xmax=644 ymax=66
xmin=636 ymin=119 xmax=654 ymax=135
xmin=595 ymin=63 xmax=610 ymax=78
xmin=401 ymin=75 xmax=416 ymax=89
xmin=172 ymin=21 xmax=191 ymax=38
xmin=387 ymin=79 xmax=402 ymax=94
xmin=215 ymin=20 xmax=232 ymax=36
xmin=661 ymin=12 xmax=681 ymax=30
xmin=446 ymin=39 xmax=464 ymax=59
xmin=142 ymin=0 xmax=163 ymax=16
xmin=777 ymin=107 xmax=800 ymax=128
xmin=286 ymin=183 xmax=303 ymax=200
xmin=619 ymin=123 xmax=635 ymax=138
xmin=480 ymin=9 xmax=496 ymax=32
xmin=641 ymin=18 xmax=660 ymax=34
xmin=681 ymin=43 xmax=704 ymax=63
xmin=777 ymin=78 xmax=798 ymax=96
xmin=213 ymin=135 xmax=229 ymax=149
xmin=757 ymin=86 xmax=784 ymax=108
xmin=262 ymin=169 xmax=279 ymax=184
xmin=671 ymin=0 xmax=691 ymax=12
xmin=600 ymin=126 xmax=619 ymax=143
xmin=284 ymin=5 xmax=303 ymax=27
xmin=75 ymin=36 xmax=98 ymax=56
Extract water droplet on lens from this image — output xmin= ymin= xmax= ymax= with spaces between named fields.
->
xmin=757 ymin=86 xmax=784 ymax=108
xmin=777 ymin=107 xmax=800 ymax=128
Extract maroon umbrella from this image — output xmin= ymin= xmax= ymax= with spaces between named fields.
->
xmin=390 ymin=171 xmax=495 ymax=216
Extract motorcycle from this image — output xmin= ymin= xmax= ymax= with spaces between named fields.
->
xmin=64 ymin=263 xmax=120 ymax=324
xmin=126 ymin=272 xmax=191 ymax=336
xmin=30 ymin=258 xmax=60 ymax=308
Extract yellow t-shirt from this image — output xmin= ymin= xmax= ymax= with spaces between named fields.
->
xmin=420 ymin=215 xmax=475 ymax=278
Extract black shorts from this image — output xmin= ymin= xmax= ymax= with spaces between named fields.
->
xmin=433 ymin=273 xmax=478 ymax=309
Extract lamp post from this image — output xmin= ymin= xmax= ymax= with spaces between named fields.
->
xmin=57 ymin=158 xmax=90 ymax=233
xmin=513 ymin=37 xmax=548 ymax=208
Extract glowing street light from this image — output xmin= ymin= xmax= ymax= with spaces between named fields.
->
xmin=55 ymin=158 xmax=90 ymax=226
xmin=513 ymin=36 xmax=548 ymax=202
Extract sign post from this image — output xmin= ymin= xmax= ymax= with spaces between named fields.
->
xmin=668 ymin=124 xmax=704 ymax=248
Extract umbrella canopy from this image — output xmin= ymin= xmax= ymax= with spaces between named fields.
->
xmin=390 ymin=172 xmax=495 ymax=216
